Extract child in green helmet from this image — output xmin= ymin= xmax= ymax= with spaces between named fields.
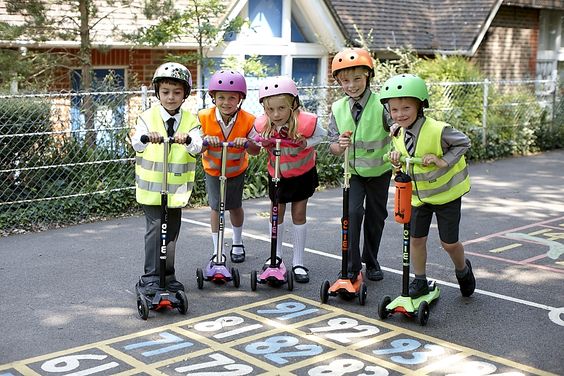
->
xmin=380 ymin=73 xmax=476 ymax=298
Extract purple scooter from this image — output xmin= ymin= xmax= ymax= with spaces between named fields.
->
xmin=196 ymin=141 xmax=241 ymax=288
xmin=251 ymin=137 xmax=294 ymax=291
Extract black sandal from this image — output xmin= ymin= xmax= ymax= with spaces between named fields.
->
xmin=230 ymin=244 xmax=245 ymax=263
xmin=292 ymin=265 xmax=309 ymax=283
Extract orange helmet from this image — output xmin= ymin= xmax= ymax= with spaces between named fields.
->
xmin=331 ymin=48 xmax=374 ymax=78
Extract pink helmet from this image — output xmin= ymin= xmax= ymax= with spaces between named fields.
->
xmin=208 ymin=70 xmax=247 ymax=98
xmin=258 ymin=76 xmax=298 ymax=103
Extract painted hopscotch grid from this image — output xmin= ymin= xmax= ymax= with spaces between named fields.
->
xmin=0 ymin=294 xmax=556 ymax=376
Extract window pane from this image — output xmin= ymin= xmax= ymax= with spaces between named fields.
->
xmin=292 ymin=58 xmax=319 ymax=86
xmin=249 ymin=0 xmax=282 ymax=38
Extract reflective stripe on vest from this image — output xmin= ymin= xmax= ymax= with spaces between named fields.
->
xmin=135 ymin=105 xmax=198 ymax=208
xmin=332 ymin=94 xmax=391 ymax=177
xmin=199 ymin=108 xmax=256 ymax=177
xmin=254 ymin=111 xmax=317 ymax=178
xmin=392 ymin=117 xmax=471 ymax=207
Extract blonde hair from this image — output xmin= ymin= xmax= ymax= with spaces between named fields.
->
xmin=261 ymin=94 xmax=301 ymax=139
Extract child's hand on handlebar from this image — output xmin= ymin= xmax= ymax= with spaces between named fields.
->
xmin=233 ymin=137 xmax=247 ymax=148
xmin=422 ymin=153 xmax=447 ymax=168
xmin=389 ymin=151 xmax=402 ymax=168
xmin=338 ymin=130 xmax=352 ymax=149
xmin=174 ymin=132 xmax=191 ymax=145
xmin=204 ymin=135 xmax=221 ymax=147
xmin=146 ymin=132 xmax=162 ymax=143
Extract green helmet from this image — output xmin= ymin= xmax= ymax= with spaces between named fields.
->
xmin=379 ymin=74 xmax=429 ymax=108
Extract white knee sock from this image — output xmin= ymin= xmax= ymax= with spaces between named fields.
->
xmin=293 ymin=223 xmax=307 ymax=268
xmin=232 ymin=225 xmax=243 ymax=245
xmin=211 ymin=232 xmax=224 ymax=257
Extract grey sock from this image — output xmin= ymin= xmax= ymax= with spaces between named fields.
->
xmin=415 ymin=274 xmax=427 ymax=281
xmin=455 ymin=265 xmax=469 ymax=278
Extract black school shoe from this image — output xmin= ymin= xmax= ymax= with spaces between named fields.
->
xmin=366 ymin=263 xmax=384 ymax=281
xmin=230 ymin=244 xmax=246 ymax=263
xmin=409 ymin=278 xmax=429 ymax=298
xmin=292 ymin=265 xmax=309 ymax=283
xmin=456 ymin=259 xmax=476 ymax=297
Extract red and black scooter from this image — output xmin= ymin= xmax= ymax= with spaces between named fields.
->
xmin=320 ymin=146 xmax=367 ymax=305
xmin=136 ymin=135 xmax=189 ymax=320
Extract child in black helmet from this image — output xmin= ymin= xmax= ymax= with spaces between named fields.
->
xmin=130 ymin=62 xmax=203 ymax=295
xmin=381 ymin=73 xmax=475 ymax=298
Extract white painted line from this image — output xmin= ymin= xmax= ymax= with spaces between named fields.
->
xmin=182 ymin=217 xmax=564 ymax=326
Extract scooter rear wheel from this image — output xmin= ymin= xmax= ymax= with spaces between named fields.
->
xmin=231 ymin=267 xmax=240 ymax=288
xmin=287 ymin=270 xmax=294 ymax=291
xmin=358 ymin=282 xmax=367 ymax=306
xmin=176 ymin=290 xmax=188 ymax=315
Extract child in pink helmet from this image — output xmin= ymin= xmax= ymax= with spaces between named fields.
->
xmin=254 ymin=75 xmax=327 ymax=283
xmin=199 ymin=70 xmax=261 ymax=263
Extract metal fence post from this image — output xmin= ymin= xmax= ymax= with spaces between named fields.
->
xmin=141 ymin=85 xmax=148 ymax=111
xmin=482 ymin=78 xmax=489 ymax=147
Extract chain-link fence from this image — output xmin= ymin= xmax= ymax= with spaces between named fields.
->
xmin=1 ymin=79 xmax=562 ymax=234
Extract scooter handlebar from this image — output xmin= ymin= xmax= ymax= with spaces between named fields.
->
xmin=253 ymin=135 xmax=302 ymax=147
xmin=202 ymin=140 xmax=248 ymax=148
xmin=140 ymin=135 xmax=192 ymax=145
xmin=383 ymin=154 xmax=422 ymax=165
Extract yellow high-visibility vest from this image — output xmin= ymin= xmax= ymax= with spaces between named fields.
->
xmin=135 ymin=106 xmax=198 ymax=208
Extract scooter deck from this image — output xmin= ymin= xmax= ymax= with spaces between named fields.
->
xmin=386 ymin=282 xmax=441 ymax=315
xmin=329 ymin=272 xmax=364 ymax=297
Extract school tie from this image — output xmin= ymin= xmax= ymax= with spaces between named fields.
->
xmin=353 ymin=102 xmax=363 ymax=123
xmin=405 ymin=130 xmax=415 ymax=156
xmin=166 ymin=117 xmax=175 ymax=138
xmin=278 ymin=126 xmax=289 ymax=138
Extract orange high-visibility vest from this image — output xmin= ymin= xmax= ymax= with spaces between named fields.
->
xmin=199 ymin=108 xmax=256 ymax=177
xmin=254 ymin=111 xmax=317 ymax=178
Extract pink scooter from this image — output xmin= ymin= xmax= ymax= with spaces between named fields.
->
xmin=250 ymin=137 xmax=295 ymax=291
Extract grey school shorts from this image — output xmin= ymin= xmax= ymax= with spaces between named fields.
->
xmin=411 ymin=197 xmax=462 ymax=244
xmin=205 ymin=172 xmax=245 ymax=211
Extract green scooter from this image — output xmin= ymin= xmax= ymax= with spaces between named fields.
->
xmin=378 ymin=155 xmax=440 ymax=326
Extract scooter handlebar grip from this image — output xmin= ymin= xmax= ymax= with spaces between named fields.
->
xmin=202 ymin=140 xmax=246 ymax=148
xmin=139 ymin=135 xmax=191 ymax=145
xmin=254 ymin=135 xmax=300 ymax=147
xmin=383 ymin=154 xmax=422 ymax=165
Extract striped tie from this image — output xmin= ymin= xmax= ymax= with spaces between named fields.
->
xmin=405 ymin=130 xmax=415 ymax=156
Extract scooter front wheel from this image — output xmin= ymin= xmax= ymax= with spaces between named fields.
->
xmin=418 ymin=300 xmax=430 ymax=326
xmin=196 ymin=268 xmax=204 ymax=289
xmin=137 ymin=296 xmax=149 ymax=320
xmin=320 ymin=280 xmax=330 ymax=304
xmin=251 ymin=270 xmax=258 ymax=291
xmin=378 ymin=296 xmax=392 ymax=320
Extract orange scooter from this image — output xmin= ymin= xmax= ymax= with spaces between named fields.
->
xmin=320 ymin=146 xmax=367 ymax=305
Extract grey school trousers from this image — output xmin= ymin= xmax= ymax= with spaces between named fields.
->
xmin=347 ymin=170 xmax=392 ymax=274
xmin=141 ymin=204 xmax=182 ymax=283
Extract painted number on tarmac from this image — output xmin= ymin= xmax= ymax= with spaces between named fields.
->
xmin=40 ymin=354 xmax=119 ymax=375
xmin=174 ymin=353 xmax=253 ymax=375
xmin=308 ymin=317 xmax=380 ymax=343
xmin=193 ymin=316 xmax=263 ymax=339
xmin=244 ymin=335 xmax=323 ymax=364
xmin=373 ymin=338 xmax=445 ymax=365
xmin=123 ymin=332 xmax=193 ymax=356
xmin=444 ymin=360 xmax=525 ymax=375
xmin=307 ymin=359 xmax=389 ymax=376
xmin=256 ymin=301 xmax=318 ymax=320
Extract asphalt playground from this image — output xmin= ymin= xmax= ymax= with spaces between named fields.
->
xmin=1 ymin=150 xmax=563 ymax=375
